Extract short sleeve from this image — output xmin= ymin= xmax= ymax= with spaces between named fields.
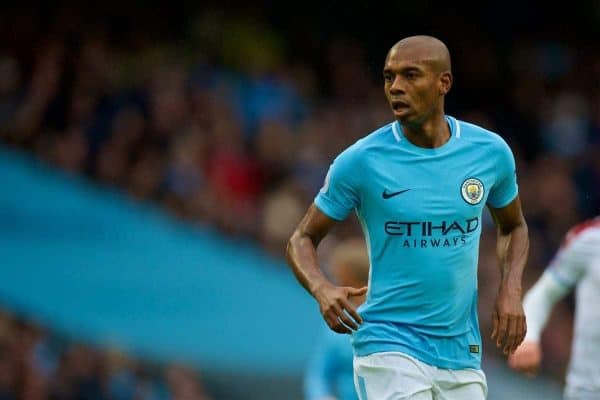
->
xmin=487 ymin=139 xmax=518 ymax=208
xmin=314 ymin=148 xmax=361 ymax=221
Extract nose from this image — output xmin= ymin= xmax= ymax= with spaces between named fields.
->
xmin=389 ymin=75 xmax=405 ymax=94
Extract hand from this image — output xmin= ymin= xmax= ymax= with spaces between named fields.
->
xmin=508 ymin=340 xmax=542 ymax=377
xmin=491 ymin=287 xmax=527 ymax=355
xmin=313 ymin=282 xmax=367 ymax=334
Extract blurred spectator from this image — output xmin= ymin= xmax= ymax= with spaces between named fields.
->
xmin=260 ymin=181 xmax=305 ymax=257
xmin=540 ymin=91 xmax=591 ymax=159
xmin=0 ymin=310 xmax=210 ymax=400
xmin=165 ymin=363 xmax=211 ymax=400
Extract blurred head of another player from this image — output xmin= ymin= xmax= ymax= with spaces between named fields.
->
xmin=328 ymin=238 xmax=370 ymax=305
xmin=383 ymin=35 xmax=452 ymax=126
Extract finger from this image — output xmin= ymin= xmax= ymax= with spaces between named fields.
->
xmin=520 ymin=317 xmax=527 ymax=346
xmin=332 ymin=323 xmax=352 ymax=334
xmin=348 ymin=286 xmax=368 ymax=296
xmin=496 ymin=314 xmax=508 ymax=347
xmin=325 ymin=312 xmax=351 ymax=334
xmin=340 ymin=297 xmax=363 ymax=325
xmin=504 ymin=316 xmax=518 ymax=354
xmin=330 ymin=303 xmax=357 ymax=331
xmin=331 ymin=322 xmax=352 ymax=334
xmin=491 ymin=312 xmax=499 ymax=340
xmin=334 ymin=301 xmax=358 ymax=330
xmin=503 ymin=317 xmax=518 ymax=354
xmin=337 ymin=309 xmax=359 ymax=331
xmin=513 ymin=317 xmax=525 ymax=351
xmin=324 ymin=313 xmax=338 ymax=330
xmin=324 ymin=310 xmax=339 ymax=328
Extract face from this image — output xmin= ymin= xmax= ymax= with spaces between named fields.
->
xmin=383 ymin=47 xmax=450 ymax=125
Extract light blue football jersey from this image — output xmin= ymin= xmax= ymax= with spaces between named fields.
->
xmin=314 ymin=116 xmax=518 ymax=370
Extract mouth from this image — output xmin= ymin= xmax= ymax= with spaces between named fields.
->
xmin=390 ymin=100 xmax=410 ymax=112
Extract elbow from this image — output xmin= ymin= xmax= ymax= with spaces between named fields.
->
xmin=520 ymin=214 xmax=528 ymax=231
xmin=512 ymin=219 xmax=529 ymax=246
xmin=502 ymin=217 xmax=528 ymax=237
xmin=518 ymin=218 xmax=529 ymax=237
xmin=520 ymin=218 xmax=529 ymax=244
xmin=285 ymin=230 xmax=300 ymax=263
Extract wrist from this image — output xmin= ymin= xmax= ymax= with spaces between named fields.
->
xmin=310 ymin=277 xmax=333 ymax=298
xmin=499 ymin=283 xmax=522 ymax=295
xmin=499 ymin=276 xmax=523 ymax=297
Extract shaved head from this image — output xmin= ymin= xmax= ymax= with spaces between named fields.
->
xmin=382 ymin=35 xmax=453 ymax=131
xmin=387 ymin=35 xmax=451 ymax=73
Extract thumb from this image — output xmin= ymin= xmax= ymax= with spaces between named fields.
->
xmin=348 ymin=286 xmax=368 ymax=296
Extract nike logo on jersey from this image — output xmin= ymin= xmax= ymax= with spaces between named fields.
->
xmin=382 ymin=189 xmax=411 ymax=199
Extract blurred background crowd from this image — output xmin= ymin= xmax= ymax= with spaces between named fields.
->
xmin=0 ymin=2 xmax=598 ymax=399
xmin=0 ymin=310 xmax=211 ymax=400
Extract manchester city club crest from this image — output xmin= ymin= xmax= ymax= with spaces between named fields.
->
xmin=461 ymin=178 xmax=484 ymax=205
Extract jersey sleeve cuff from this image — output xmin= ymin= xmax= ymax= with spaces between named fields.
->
xmin=487 ymin=190 xmax=518 ymax=209
xmin=314 ymin=195 xmax=350 ymax=221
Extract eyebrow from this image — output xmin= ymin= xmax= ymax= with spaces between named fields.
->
xmin=383 ymin=65 xmax=422 ymax=74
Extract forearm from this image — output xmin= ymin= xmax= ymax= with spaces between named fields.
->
xmin=287 ymin=206 xmax=363 ymax=334
xmin=286 ymin=230 xmax=331 ymax=296
xmin=523 ymin=272 xmax=569 ymax=341
xmin=496 ymin=223 xmax=529 ymax=294
xmin=489 ymin=198 xmax=529 ymax=353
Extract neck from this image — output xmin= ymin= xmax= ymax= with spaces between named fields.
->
xmin=401 ymin=112 xmax=450 ymax=149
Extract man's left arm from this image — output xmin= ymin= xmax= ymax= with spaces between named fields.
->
xmin=488 ymin=196 xmax=529 ymax=355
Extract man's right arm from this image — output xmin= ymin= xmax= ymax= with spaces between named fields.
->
xmin=286 ymin=204 xmax=367 ymax=334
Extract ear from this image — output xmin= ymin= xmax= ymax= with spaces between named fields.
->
xmin=439 ymin=71 xmax=452 ymax=95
